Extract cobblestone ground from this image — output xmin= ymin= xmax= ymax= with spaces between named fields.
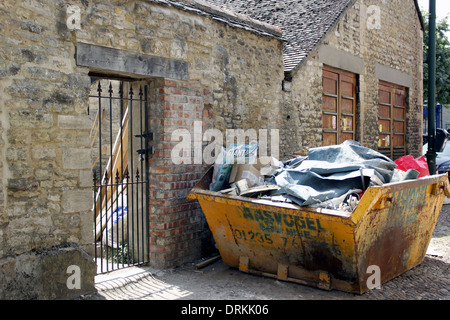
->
xmin=82 ymin=204 xmax=450 ymax=301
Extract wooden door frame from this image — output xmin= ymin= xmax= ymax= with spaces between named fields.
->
xmin=378 ymin=80 xmax=408 ymax=160
xmin=322 ymin=65 xmax=357 ymax=146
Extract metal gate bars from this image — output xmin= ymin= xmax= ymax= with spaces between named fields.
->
xmin=90 ymin=79 xmax=150 ymax=274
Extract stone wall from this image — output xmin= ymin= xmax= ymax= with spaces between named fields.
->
xmin=284 ymin=0 xmax=424 ymax=157
xmin=0 ymin=0 xmax=284 ymax=298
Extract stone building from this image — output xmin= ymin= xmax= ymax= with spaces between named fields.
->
xmin=209 ymin=0 xmax=425 ymax=160
xmin=0 ymin=0 xmax=285 ymax=299
xmin=0 ymin=0 xmax=424 ymax=299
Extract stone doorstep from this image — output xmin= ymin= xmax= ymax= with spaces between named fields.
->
xmin=95 ymin=265 xmax=164 ymax=292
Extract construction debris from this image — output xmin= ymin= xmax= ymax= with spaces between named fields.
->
xmin=208 ymin=140 xmax=430 ymax=212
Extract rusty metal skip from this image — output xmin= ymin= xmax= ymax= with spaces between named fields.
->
xmin=187 ymin=168 xmax=450 ymax=294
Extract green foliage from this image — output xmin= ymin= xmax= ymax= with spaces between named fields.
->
xmin=423 ymin=11 xmax=450 ymax=105
xmin=110 ymin=242 xmax=135 ymax=264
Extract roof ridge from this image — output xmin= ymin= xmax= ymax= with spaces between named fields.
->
xmin=184 ymin=0 xmax=283 ymax=37
xmin=145 ymin=0 xmax=284 ymax=39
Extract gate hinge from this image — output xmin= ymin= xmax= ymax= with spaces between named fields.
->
xmin=134 ymin=131 xmax=154 ymax=140
xmin=137 ymin=147 xmax=154 ymax=156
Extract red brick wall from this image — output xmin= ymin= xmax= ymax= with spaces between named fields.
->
xmin=148 ymin=79 xmax=215 ymax=268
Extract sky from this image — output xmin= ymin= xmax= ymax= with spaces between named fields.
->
xmin=417 ymin=0 xmax=450 ymax=37
xmin=417 ymin=0 xmax=450 ymax=20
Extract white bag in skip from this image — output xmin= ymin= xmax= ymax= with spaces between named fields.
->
xmin=225 ymin=144 xmax=258 ymax=165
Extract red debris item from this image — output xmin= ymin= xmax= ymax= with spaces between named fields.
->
xmin=394 ymin=155 xmax=430 ymax=178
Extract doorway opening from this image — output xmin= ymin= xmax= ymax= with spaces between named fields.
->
xmin=88 ymin=77 xmax=150 ymax=274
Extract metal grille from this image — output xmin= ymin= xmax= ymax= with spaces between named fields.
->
xmin=90 ymin=79 xmax=150 ymax=274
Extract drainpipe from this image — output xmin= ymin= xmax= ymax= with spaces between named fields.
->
xmin=427 ymin=0 xmax=437 ymax=175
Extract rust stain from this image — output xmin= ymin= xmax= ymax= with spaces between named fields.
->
xmin=189 ymin=170 xmax=449 ymax=294
xmin=362 ymin=226 xmax=410 ymax=287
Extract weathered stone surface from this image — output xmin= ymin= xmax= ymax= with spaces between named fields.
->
xmin=58 ymin=115 xmax=93 ymax=130
xmin=62 ymin=189 xmax=94 ymax=214
xmin=0 ymin=246 xmax=97 ymax=300
xmin=62 ymin=148 xmax=92 ymax=170
xmin=76 ymin=42 xmax=189 ymax=80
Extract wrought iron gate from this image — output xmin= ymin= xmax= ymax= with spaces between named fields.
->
xmin=90 ymin=79 xmax=150 ymax=274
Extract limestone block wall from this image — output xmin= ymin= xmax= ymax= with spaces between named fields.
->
xmin=0 ymin=0 xmax=284 ymax=298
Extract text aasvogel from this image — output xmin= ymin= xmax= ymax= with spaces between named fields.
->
xmin=242 ymin=207 xmax=326 ymax=232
